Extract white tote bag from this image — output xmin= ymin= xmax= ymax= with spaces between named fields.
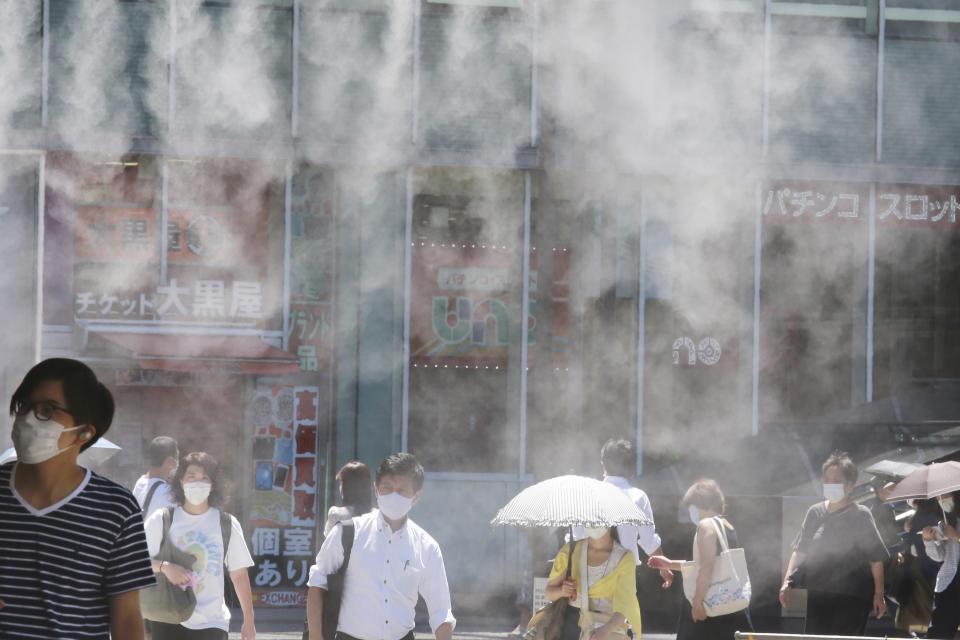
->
xmin=680 ymin=517 xmax=751 ymax=617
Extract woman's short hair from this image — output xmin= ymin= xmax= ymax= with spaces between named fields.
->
xmin=171 ymin=451 xmax=226 ymax=507
xmin=822 ymin=451 xmax=858 ymax=484
xmin=337 ymin=461 xmax=373 ymax=513
xmin=9 ymin=358 xmax=115 ymax=453
xmin=682 ymin=478 xmax=725 ymax=513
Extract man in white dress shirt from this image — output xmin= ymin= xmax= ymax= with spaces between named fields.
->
xmin=306 ymin=452 xmax=455 ymax=640
xmin=131 ymin=436 xmax=179 ymax=517
xmin=597 ymin=438 xmax=673 ymax=589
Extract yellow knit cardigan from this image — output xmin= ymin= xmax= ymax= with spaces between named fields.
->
xmin=548 ymin=540 xmax=643 ymax=635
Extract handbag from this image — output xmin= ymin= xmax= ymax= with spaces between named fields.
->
xmin=524 ymin=542 xmax=574 ymax=640
xmin=577 ymin=540 xmax=629 ymax=640
xmin=680 ymin=517 xmax=751 ymax=617
xmin=140 ymin=507 xmax=198 ymax=624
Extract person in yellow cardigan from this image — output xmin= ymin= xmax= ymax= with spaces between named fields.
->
xmin=544 ymin=527 xmax=642 ymax=640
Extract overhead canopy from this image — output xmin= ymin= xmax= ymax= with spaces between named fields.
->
xmin=91 ymin=331 xmax=301 ymax=375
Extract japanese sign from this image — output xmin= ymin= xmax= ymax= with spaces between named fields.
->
xmin=287 ymin=303 xmax=332 ymax=373
xmin=74 ymin=205 xmax=235 ymax=263
xmin=762 ymin=183 xmax=960 ymax=230
xmin=74 ymin=279 xmax=264 ymax=322
xmin=410 ymin=246 xmax=513 ymax=368
xmin=249 ymin=385 xmax=322 ymax=607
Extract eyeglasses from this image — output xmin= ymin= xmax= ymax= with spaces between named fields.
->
xmin=14 ymin=400 xmax=74 ymax=422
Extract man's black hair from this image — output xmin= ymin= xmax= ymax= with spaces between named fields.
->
xmin=600 ymin=438 xmax=635 ymax=478
xmin=148 ymin=436 xmax=179 ymax=467
xmin=375 ymin=452 xmax=425 ymax=492
xmin=9 ymin=358 xmax=114 ymax=452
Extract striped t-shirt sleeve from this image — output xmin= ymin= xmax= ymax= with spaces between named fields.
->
xmin=104 ymin=509 xmax=156 ymax=595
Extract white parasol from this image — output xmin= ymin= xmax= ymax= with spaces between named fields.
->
xmin=490 ymin=474 xmax=654 ymax=528
xmin=0 ymin=437 xmax=123 ymax=467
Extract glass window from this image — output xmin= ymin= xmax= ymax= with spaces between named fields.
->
xmin=758 ymin=181 xmax=868 ymax=422
xmin=407 ymin=168 xmax=524 ymax=473
xmin=873 ymin=183 xmax=960 ymax=397
xmin=418 ymin=2 xmax=532 ymax=149
xmin=49 ymin=0 xmax=167 ymax=136
xmin=641 ymin=179 xmax=754 ymax=457
xmin=166 ymin=158 xmax=286 ymax=331
xmin=883 ymin=3 xmax=960 ymax=167
xmin=1 ymin=1 xmax=42 ymax=130
xmin=767 ymin=1 xmax=877 ymax=164
xmin=44 ymin=152 xmax=161 ymax=326
xmin=648 ymin=5 xmax=763 ymax=162
xmin=298 ymin=0 xmax=409 ymax=144
xmin=174 ymin=1 xmax=292 ymax=139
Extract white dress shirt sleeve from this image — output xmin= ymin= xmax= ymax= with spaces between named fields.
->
xmin=925 ymin=538 xmax=946 ymax=563
xmin=420 ymin=544 xmax=456 ymax=632
xmin=307 ymin=522 xmax=345 ymax=589
xmin=633 ymin=490 xmax=662 ymax=556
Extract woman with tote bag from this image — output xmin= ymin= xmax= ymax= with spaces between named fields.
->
xmin=648 ymin=478 xmax=750 ymax=640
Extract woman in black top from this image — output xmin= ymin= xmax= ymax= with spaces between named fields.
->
xmin=648 ymin=478 xmax=749 ymax=640
xmin=780 ymin=452 xmax=888 ymax=635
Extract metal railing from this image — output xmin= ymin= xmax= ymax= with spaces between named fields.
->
xmin=735 ymin=633 xmax=901 ymax=640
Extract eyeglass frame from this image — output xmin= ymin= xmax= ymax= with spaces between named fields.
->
xmin=13 ymin=400 xmax=75 ymax=423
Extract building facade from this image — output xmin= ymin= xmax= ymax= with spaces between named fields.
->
xmin=1 ymin=0 xmax=959 ymax=612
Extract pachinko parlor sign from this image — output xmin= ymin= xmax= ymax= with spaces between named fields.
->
xmin=763 ymin=183 xmax=960 ymax=229
xmin=410 ymin=245 xmax=512 ymax=368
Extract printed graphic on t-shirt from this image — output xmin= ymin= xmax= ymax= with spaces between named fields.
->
xmin=176 ymin=529 xmax=224 ymax=593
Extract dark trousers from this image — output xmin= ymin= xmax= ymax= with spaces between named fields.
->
xmin=805 ymin=590 xmax=871 ymax=636
xmin=928 ymin=569 xmax=960 ymax=639
xmin=149 ymin=622 xmax=228 ymax=640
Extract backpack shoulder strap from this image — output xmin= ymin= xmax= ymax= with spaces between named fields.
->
xmin=142 ymin=479 xmax=162 ymax=516
xmin=340 ymin=519 xmax=355 ymax=571
xmin=157 ymin=506 xmax=174 ymax=555
xmin=220 ymin=510 xmax=233 ymax=560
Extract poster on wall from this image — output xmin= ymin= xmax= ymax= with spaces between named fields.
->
xmin=410 ymin=246 xmax=513 ymax=368
xmin=248 ymin=385 xmax=321 ymax=607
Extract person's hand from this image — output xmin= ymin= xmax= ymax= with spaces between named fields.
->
xmin=779 ymin=583 xmax=791 ymax=608
xmin=659 ymin=567 xmax=674 ymax=588
xmin=647 ymin=555 xmax=671 ymax=570
xmin=240 ymin=619 xmax=256 ymax=640
xmin=161 ymin=562 xmax=193 ymax=587
xmin=559 ymin=578 xmax=577 ymax=601
xmin=873 ymin=592 xmax=886 ymax=618
xmin=691 ymin=600 xmax=707 ymax=622
xmin=896 ymin=551 xmax=905 ymax=566
xmin=922 ymin=526 xmax=938 ymax=542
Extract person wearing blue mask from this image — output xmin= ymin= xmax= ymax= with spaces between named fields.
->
xmin=305 ymin=452 xmax=455 ymax=640
xmin=648 ymin=478 xmax=748 ymax=640
xmin=780 ymin=452 xmax=889 ymax=635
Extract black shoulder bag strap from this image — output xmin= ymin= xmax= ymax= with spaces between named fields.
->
xmin=220 ymin=511 xmax=240 ymax=608
xmin=143 ymin=480 xmax=163 ymax=516
xmin=304 ymin=519 xmax=355 ymax=640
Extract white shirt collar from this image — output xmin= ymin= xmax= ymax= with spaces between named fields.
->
xmin=604 ymin=475 xmax=631 ymax=489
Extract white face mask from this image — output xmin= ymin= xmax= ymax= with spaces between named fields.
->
xmin=823 ymin=483 xmax=846 ymax=503
xmin=183 ymin=481 xmax=212 ymax=506
xmin=688 ymin=505 xmax=700 ymax=523
xmin=12 ymin=414 xmax=86 ymax=464
xmin=585 ymin=527 xmax=608 ymax=540
xmin=941 ymin=496 xmax=955 ymax=514
xmin=377 ymin=491 xmax=414 ymax=521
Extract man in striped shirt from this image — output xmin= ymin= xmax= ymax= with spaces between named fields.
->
xmin=0 ymin=358 xmax=156 ymax=639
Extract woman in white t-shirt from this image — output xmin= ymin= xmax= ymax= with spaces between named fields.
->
xmin=144 ymin=452 xmax=256 ymax=640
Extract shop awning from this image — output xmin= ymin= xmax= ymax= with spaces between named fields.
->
xmin=92 ymin=331 xmax=301 ymax=375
